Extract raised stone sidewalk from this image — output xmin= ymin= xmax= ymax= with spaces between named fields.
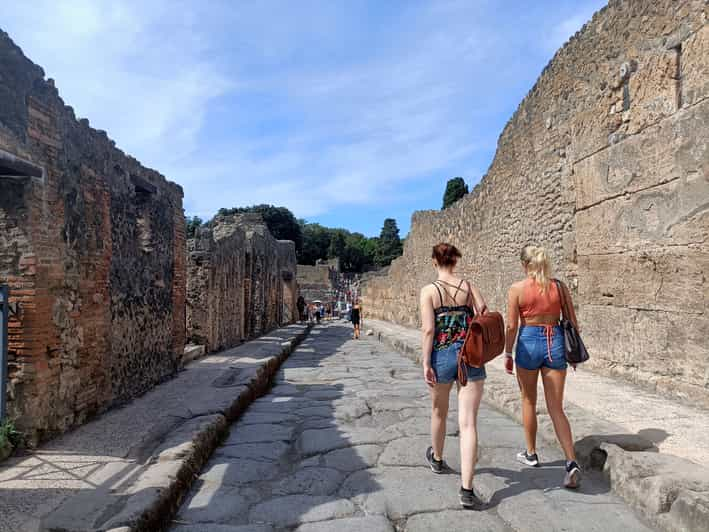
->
xmin=366 ymin=319 xmax=709 ymax=532
xmin=0 ymin=324 xmax=310 ymax=532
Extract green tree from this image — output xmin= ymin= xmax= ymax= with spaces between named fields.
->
xmin=340 ymin=232 xmax=374 ymax=273
xmin=299 ymin=222 xmax=332 ymax=265
xmin=185 ymin=215 xmax=203 ymax=238
xmin=218 ymin=204 xmax=303 ymax=253
xmin=442 ymin=176 xmax=468 ymax=209
xmin=375 ymin=218 xmax=403 ymax=267
xmin=328 ymin=230 xmax=347 ymax=259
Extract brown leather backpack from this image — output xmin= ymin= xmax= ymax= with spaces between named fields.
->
xmin=458 ymin=290 xmax=505 ymax=385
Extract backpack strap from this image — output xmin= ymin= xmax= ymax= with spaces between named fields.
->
xmin=466 ymin=280 xmax=487 ymax=316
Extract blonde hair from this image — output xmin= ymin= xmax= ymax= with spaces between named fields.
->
xmin=520 ymin=245 xmax=551 ymax=293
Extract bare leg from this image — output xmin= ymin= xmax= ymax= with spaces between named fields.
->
xmin=458 ymin=379 xmax=484 ymax=490
xmin=541 ymin=368 xmax=576 ymax=461
xmin=430 ymin=381 xmax=454 ymax=460
xmin=516 ymin=367 xmax=540 ymax=454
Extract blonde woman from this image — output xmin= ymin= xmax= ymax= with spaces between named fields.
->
xmin=504 ymin=245 xmax=581 ymax=488
xmin=420 ymin=243 xmax=488 ymax=509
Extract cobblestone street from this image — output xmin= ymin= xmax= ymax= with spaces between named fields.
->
xmin=171 ymin=323 xmax=652 ymax=532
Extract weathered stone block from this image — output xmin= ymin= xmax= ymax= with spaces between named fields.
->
xmin=573 ymin=100 xmax=709 ymax=210
xmin=577 ymin=250 xmax=708 ymax=313
xmin=575 ymin=173 xmax=709 ymax=255
xmin=681 ymin=24 xmax=709 ymax=108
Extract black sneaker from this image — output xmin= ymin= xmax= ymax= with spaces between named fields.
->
xmin=459 ymin=487 xmax=485 ymax=510
xmin=564 ymin=460 xmax=581 ymax=489
xmin=516 ymin=450 xmax=540 ymax=467
xmin=425 ymin=446 xmax=446 ymax=474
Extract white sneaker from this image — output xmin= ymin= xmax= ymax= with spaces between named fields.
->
xmin=564 ymin=461 xmax=581 ymax=489
xmin=516 ymin=450 xmax=540 ymax=467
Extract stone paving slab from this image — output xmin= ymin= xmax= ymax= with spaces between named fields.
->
xmin=366 ymin=318 xmax=709 ymax=532
xmin=0 ymin=324 xmax=310 ymax=532
xmin=170 ymin=323 xmax=653 ymax=532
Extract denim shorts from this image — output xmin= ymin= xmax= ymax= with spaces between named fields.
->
xmin=515 ymin=325 xmax=567 ymax=371
xmin=431 ymin=340 xmax=486 ymax=384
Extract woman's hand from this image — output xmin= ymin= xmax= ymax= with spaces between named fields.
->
xmin=423 ymin=364 xmax=437 ymax=387
xmin=504 ymin=355 xmax=514 ymax=375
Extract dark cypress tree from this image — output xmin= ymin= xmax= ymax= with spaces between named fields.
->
xmin=442 ymin=176 xmax=468 ymax=209
xmin=376 ymin=218 xmax=403 ymax=267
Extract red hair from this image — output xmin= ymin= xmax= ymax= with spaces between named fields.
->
xmin=432 ymin=243 xmax=461 ymax=267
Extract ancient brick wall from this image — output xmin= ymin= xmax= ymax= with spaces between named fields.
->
xmin=0 ymin=31 xmax=185 ymax=442
xmin=362 ymin=1 xmax=709 ymax=406
xmin=186 ymin=214 xmax=297 ymax=354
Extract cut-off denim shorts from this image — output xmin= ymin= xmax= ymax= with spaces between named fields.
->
xmin=430 ymin=340 xmax=486 ymax=384
xmin=515 ymin=325 xmax=567 ymax=371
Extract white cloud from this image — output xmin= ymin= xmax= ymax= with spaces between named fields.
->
xmin=2 ymin=1 xmax=603 ymax=233
xmin=2 ymin=0 xmax=233 ymax=168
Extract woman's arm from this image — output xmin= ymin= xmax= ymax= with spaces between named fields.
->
xmin=505 ymin=286 xmax=519 ymax=354
xmin=420 ymin=287 xmax=436 ymax=385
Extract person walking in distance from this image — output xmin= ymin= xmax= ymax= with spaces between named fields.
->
xmin=351 ymin=300 xmax=362 ymax=339
xmin=504 ymin=245 xmax=581 ymax=488
xmin=297 ymin=296 xmax=306 ymax=322
xmin=420 ymin=243 xmax=488 ymax=509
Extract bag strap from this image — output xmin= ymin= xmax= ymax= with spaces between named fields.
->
xmin=554 ymin=279 xmax=569 ymax=321
xmin=466 ymin=281 xmax=487 ymax=316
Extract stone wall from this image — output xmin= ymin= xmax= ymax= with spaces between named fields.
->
xmin=362 ymin=1 xmax=709 ymax=406
xmin=0 ymin=31 xmax=186 ymax=442
xmin=297 ymin=259 xmax=339 ymax=303
xmin=186 ymin=213 xmax=297 ymax=353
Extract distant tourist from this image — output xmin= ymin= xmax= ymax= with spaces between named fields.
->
xmin=297 ymin=296 xmax=306 ymax=322
xmin=505 ymin=245 xmax=581 ymax=488
xmin=419 ymin=243 xmax=487 ymax=509
xmin=351 ymin=300 xmax=362 ymax=339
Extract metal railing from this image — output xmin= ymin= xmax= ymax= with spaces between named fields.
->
xmin=0 ymin=285 xmax=8 ymax=422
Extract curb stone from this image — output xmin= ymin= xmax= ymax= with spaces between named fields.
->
xmin=369 ymin=320 xmax=709 ymax=532
xmin=102 ymin=324 xmax=312 ymax=532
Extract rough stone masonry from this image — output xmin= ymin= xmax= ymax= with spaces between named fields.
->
xmin=187 ymin=212 xmax=298 ymax=353
xmin=0 ymin=30 xmax=186 ymax=443
xmin=0 ymin=31 xmax=300 ymax=445
xmin=362 ymin=0 xmax=709 ymax=406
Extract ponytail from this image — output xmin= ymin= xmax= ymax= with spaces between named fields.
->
xmin=520 ymin=245 xmax=552 ymax=293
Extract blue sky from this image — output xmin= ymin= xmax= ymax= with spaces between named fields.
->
xmin=3 ymin=0 xmax=605 ymax=237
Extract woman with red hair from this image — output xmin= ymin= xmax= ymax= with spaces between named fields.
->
xmin=419 ymin=242 xmax=488 ymax=509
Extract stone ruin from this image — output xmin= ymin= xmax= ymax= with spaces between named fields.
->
xmin=0 ymin=31 xmax=298 ymax=443
xmin=362 ymin=0 xmax=709 ymax=406
xmin=186 ymin=212 xmax=298 ymax=353
xmin=296 ymin=257 xmax=340 ymax=304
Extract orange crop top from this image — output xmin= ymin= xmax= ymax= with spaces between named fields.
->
xmin=519 ymin=278 xmax=561 ymax=318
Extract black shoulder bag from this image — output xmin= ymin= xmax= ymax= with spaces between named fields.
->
xmin=554 ymin=279 xmax=590 ymax=364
